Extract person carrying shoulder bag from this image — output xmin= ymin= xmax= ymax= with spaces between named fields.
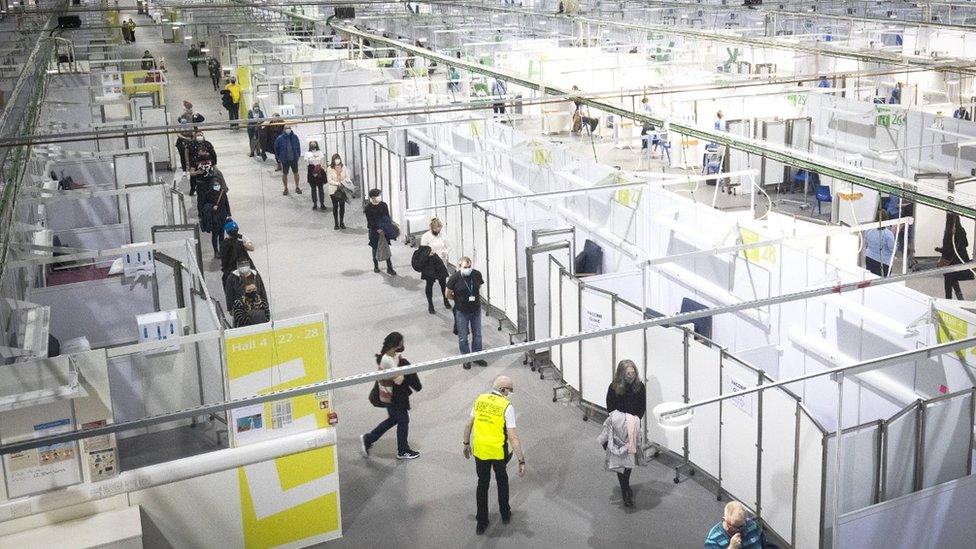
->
xmin=361 ymin=332 xmax=422 ymax=460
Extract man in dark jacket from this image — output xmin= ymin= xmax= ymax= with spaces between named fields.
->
xmin=207 ymin=57 xmax=221 ymax=91
xmin=220 ymin=220 xmax=256 ymax=286
xmin=273 ymin=125 xmax=302 ymax=195
xmin=187 ymin=45 xmax=202 ymax=76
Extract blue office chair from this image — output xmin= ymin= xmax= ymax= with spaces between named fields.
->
xmin=815 ymin=184 xmax=832 ymax=215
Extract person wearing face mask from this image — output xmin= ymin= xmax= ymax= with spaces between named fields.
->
xmin=446 ymin=256 xmax=486 ymax=368
xmin=232 ymin=283 xmax=270 ymax=328
xmin=305 ymin=141 xmax=327 ymax=211
xmin=264 ymin=112 xmax=284 ymax=169
xmin=220 ymin=219 xmax=256 ymax=286
xmin=273 ymin=125 xmax=303 ymax=195
xmin=246 ymin=103 xmax=267 ymax=161
xmin=207 ymin=56 xmax=221 ymax=91
xmin=188 ymin=133 xmax=217 ymax=211
xmin=462 ymin=375 xmax=526 ymax=535
xmin=326 ymin=154 xmax=351 ymax=229
xmin=364 ymin=188 xmax=397 ymax=274
xmin=602 ymin=360 xmax=646 ymax=508
xmin=223 ymin=262 xmax=267 ymax=312
xmin=360 ymin=332 xmax=422 ymax=460
xmin=175 ymin=125 xmax=194 ymax=173
xmin=204 ymin=178 xmax=231 ymax=257
xmin=420 ymin=218 xmax=451 ymax=314
xmin=224 ymin=76 xmax=242 ymax=129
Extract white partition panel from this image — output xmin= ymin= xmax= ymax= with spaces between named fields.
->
xmin=645 ymin=327 xmax=685 ymax=453
xmin=445 ymin=184 xmax=462 ymax=262
xmin=388 ymin=150 xmax=403 ymax=228
xmin=403 ymin=157 xmax=434 ymax=235
xmin=472 ymin=208 xmax=488 ymax=299
xmin=920 ymin=391 xmax=973 ymax=488
xmin=114 ymin=152 xmax=150 ymax=187
xmin=502 ymin=224 xmax=519 ymax=327
xmin=549 ymin=257 xmax=563 ymax=373
xmin=882 ymin=404 xmax=918 ymax=501
xmin=720 ymin=359 xmax=761 ymax=509
xmin=686 ymin=342 xmax=721 ymax=479
xmin=125 ymin=183 xmax=168 ymax=243
xmin=579 ymin=287 xmax=614 ymax=406
xmin=794 ymin=411 xmax=825 ymax=549
xmin=486 ymin=215 xmax=506 ymax=312
xmin=460 ymin=202 xmax=474 ymax=261
xmin=825 ymin=423 xmax=881 ymax=530
xmin=760 ymin=388 xmax=799 ymax=543
xmin=560 ymin=273 xmax=581 ymax=391
xmin=613 ymin=301 xmax=644 ymax=381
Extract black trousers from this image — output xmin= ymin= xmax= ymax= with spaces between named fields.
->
xmin=865 ymin=257 xmax=883 ymax=277
xmin=210 ymin=73 xmax=220 ymax=90
xmin=228 ymin=104 xmax=240 ymax=128
xmin=331 ymin=194 xmax=345 ymax=224
xmin=945 ymin=276 xmax=964 ymax=300
xmin=616 ymin=468 xmax=632 ymax=493
xmin=424 ymin=276 xmax=446 ymax=306
xmin=191 ymin=63 xmax=199 ymax=77
xmin=493 ymin=103 xmax=506 ymax=114
xmin=310 ymin=183 xmax=326 ymax=207
xmin=475 ymin=453 xmax=511 ymax=526
xmin=211 ymin=227 xmax=223 ymax=256
xmin=371 ymin=245 xmax=394 ymax=271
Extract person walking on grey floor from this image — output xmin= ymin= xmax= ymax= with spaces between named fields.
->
xmin=364 ymin=188 xmax=398 ymax=275
xmin=937 ymin=212 xmax=973 ymax=299
xmin=187 ymin=44 xmax=202 ymax=77
xmin=207 ymin=57 xmax=221 ymax=91
xmin=274 ymin=125 xmax=302 ymax=195
xmin=446 ymin=256 xmax=485 ymax=369
xmin=246 ymin=103 xmax=267 ymax=160
xmin=305 ymin=141 xmax=327 ymax=210
xmin=360 ymin=332 xmax=422 ymax=460
xmin=600 ymin=359 xmax=646 ymax=508
xmin=326 ymin=154 xmax=351 ymax=229
xmin=463 ymin=375 xmax=526 ymax=535
xmin=420 ymin=218 xmax=452 ymax=314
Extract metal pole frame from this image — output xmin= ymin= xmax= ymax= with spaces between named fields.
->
xmin=5 ymin=263 xmax=976 ymax=455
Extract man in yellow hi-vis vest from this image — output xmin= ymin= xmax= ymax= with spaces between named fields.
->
xmin=463 ymin=375 xmax=526 ymax=535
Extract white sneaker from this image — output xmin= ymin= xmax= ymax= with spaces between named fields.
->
xmin=359 ymin=434 xmax=370 ymax=458
xmin=396 ymin=449 xmax=420 ymax=460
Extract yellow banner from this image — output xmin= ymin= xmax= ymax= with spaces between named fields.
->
xmin=740 ymin=228 xmax=776 ymax=264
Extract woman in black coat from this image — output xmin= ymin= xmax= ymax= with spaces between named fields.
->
xmin=606 ymin=359 xmax=646 ymax=508
xmin=360 ymin=332 xmax=422 ymax=460
xmin=204 ymin=178 xmax=231 ymax=257
xmin=937 ymin=213 xmax=974 ymax=299
xmin=364 ymin=188 xmax=396 ymax=275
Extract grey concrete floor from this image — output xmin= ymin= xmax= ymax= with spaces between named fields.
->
xmin=119 ymin=22 xmax=730 ymax=549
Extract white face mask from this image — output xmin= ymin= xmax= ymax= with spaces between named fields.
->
xmin=212 ymin=184 xmax=220 ymax=191
xmin=196 ymin=136 xmax=204 ymax=142
xmin=239 ymin=267 xmax=251 ymax=277
xmin=461 ymin=267 xmax=473 ymax=276
xmin=284 ymin=129 xmax=292 ymax=135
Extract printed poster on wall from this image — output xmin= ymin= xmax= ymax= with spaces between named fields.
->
xmin=934 ymin=301 xmax=976 ymax=364
xmin=223 ymin=314 xmax=342 ymax=547
xmin=739 ymin=228 xmax=777 ymax=265
xmin=724 ymin=376 xmax=754 ymax=418
xmin=3 ymin=418 xmax=83 ymax=498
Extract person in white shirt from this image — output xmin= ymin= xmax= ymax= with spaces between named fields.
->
xmin=306 ymin=141 xmax=327 ymax=211
xmin=327 ymin=154 xmax=352 ymax=230
xmin=420 ymin=218 xmax=452 ymax=314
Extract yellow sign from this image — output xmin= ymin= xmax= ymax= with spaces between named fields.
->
xmin=224 ymin=315 xmax=341 ymax=548
xmin=740 ymin=228 xmax=777 ymax=264
xmin=935 ymin=309 xmax=975 ymax=360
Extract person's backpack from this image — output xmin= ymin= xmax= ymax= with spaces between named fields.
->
xmin=412 ymin=246 xmax=431 ymax=272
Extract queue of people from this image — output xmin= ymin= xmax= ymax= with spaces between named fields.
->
xmin=164 ymin=39 xmax=783 ymax=545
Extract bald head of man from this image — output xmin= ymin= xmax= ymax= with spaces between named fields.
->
xmin=492 ymin=375 xmax=514 ymax=395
